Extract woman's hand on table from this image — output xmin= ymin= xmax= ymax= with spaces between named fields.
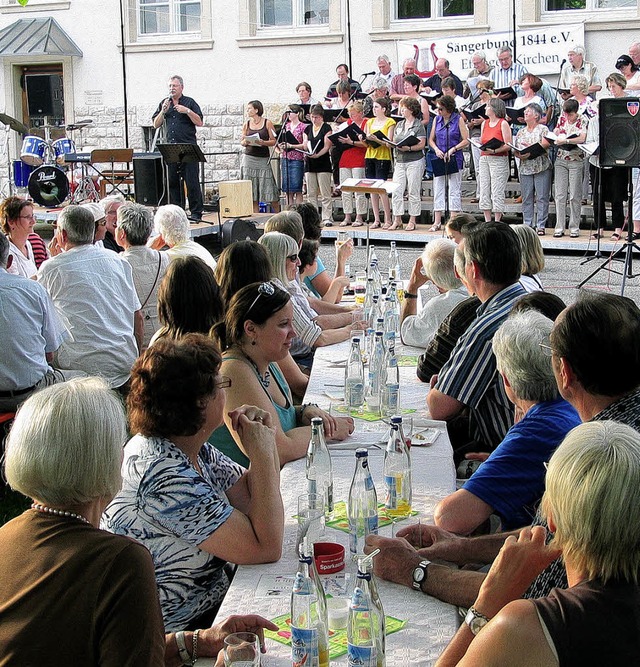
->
xmin=300 ymin=406 xmax=354 ymax=440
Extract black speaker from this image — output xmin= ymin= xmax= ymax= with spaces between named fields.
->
xmin=599 ymin=97 xmax=640 ymax=168
xmin=133 ymin=156 xmax=167 ymax=206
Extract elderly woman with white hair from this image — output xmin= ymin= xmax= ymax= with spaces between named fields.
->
xmin=116 ymin=202 xmax=171 ymax=349
xmin=258 ymin=231 xmax=356 ymax=366
xmin=511 ymin=224 xmax=545 ymax=292
xmin=433 ymin=310 xmax=580 ymax=536
xmin=150 ymin=204 xmax=217 ymax=271
xmin=437 ymin=420 xmax=640 ymax=666
xmin=400 ymin=238 xmax=469 ymax=348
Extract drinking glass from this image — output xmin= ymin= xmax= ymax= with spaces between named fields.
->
xmin=296 ymin=492 xmax=325 ymax=556
xmin=223 ymin=632 xmax=261 ymax=667
xmin=354 ymin=271 xmax=366 ymax=305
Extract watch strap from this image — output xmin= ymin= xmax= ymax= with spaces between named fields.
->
xmin=412 ymin=559 xmax=430 ymax=590
xmin=175 ymin=631 xmax=192 ymax=665
xmin=465 ymin=606 xmax=490 ymax=635
xmin=404 ymin=290 xmax=418 ymax=299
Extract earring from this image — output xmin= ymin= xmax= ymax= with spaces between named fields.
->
xmin=251 ymin=339 xmax=256 ymax=346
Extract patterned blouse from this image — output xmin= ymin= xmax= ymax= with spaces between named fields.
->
xmin=515 ymin=123 xmax=550 ymax=175
xmin=102 ymin=435 xmax=245 ymax=631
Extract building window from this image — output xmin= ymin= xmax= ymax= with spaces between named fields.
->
xmin=546 ymin=0 xmax=633 ymax=8
xmin=395 ymin=0 xmax=473 ymax=20
xmin=138 ymin=0 xmax=201 ymax=35
xmin=260 ymin=0 xmax=329 ymax=27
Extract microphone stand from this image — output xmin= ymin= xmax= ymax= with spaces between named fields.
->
xmin=269 ymin=112 xmax=289 ymax=208
xmin=444 ymin=118 xmax=451 ymax=233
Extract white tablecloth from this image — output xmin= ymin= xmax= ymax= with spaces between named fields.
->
xmin=212 ymin=339 xmax=459 ymax=666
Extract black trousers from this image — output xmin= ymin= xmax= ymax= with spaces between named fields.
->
xmin=167 ymin=160 xmax=203 ymax=218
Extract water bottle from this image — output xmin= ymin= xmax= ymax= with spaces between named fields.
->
xmin=381 ymin=346 xmax=400 ymax=417
xmin=366 ymin=332 xmax=385 ymax=412
xmin=371 ymin=260 xmax=384 ymax=295
xmin=291 ymin=552 xmax=329 ymax=667
xmin=367 ymin=244 xmax=378 ymax=269
xmin=388 ymin=241 xmax=401 ymax=283
xmin=383 ymin=416 xmax=412 ymax=518
xmin=347 ymin=555 xmax=386 ymax=667
xmin=383 ymin=295 xmax=399 ymax=344
xmin=364 ymin=278 xmax=375 ymax=325
xmin=347 ymin=448 xmax=378 ymax=557
xmin=306 ymin=417 xmax=334 ymax=521
xmin=345 ymin=338 xmax=365 ymax=412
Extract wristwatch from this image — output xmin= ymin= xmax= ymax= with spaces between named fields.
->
xmin=404 ymin=290 xmax=418 ymax=299
xmin=411 ymin=559 xmax=430 ymax=590
xmin=465 ymin=606 xmax=490 ymax=635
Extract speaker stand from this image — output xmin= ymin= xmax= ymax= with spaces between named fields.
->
xmin=580 ymin=164 xmax=605 ymax=267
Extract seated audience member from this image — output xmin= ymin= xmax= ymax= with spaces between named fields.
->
xmin=434 ymin=311 xmax=580 ymax=535
xmin=210 ymin=282 xmax=353 ymax=466
xmin=366 ymin=291 xmax=640 ymax=612
xmin=445 ymin=212 xmax=475 ymax=244
xmin=214 ymin=240 xmax=308 ymax=399
xmin=427 ymin=222 xmax=526 ymax=461
xmin=99 ymin=194 xmax=125 ymax=252
xmin=511 ymin=223 xmax=545 ymax=292
xmin=1 ymin=377 xmax=280 ymax=666
xmin=116 ymin=202 xmax=171 ymax=350
xmin=400 ymin=238 xmax=468 ymax=348
xmin=0 ymin=232 xmax=84 ymax=412
xmin=82 ymin=202 xmax=108 ymax=249
xmin=103 ymin=335 xmax=284 ymax=632
xmin=27 ymin=230 xmax=49 ymax=268
xmin=258 ymin=232 xmax=355 ymax=365
xmin=150 ymin=204 xmax=217 ymax=271
xmin=437 ymin=420 xmax=640 ymax=667
xmin=0 ymin=196 xmax=39 ymax=278
xmin=299 ymin=239 xmax=350 ymax=305
xmin=37 ymin=205 xmax=142 ymax=390
xmin=151 ymin=255 xmax=224 ymax=345
xmin=290 ymin=202 xmax=353 ymax=299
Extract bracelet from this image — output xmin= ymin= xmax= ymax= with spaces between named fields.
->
xmin=175 ymin=632 xmax=192 ymax=665
xmin=191 ymin=629 xmax=200 ymax=665
xmin=301 ymin=403 xmax=319 ymax=418
xmin=404 ymin=290 xmax=418 ymax=299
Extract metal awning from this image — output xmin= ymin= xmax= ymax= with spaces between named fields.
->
xmin=0 ymin=17 xmax=82 ymax=57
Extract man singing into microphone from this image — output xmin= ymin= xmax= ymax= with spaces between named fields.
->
xmin=152 ymin=75 xmax=204 ymax=222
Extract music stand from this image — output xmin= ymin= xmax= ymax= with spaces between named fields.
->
xmin=157 ymin=142 xmax=206 ymax=213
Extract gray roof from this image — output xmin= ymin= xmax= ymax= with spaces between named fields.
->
xmin=0 ymin=17 xmax=82 ymax=57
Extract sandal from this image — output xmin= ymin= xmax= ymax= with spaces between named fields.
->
xmin=339 ymin=219 xmax=350 ymax=227
xmin=590 ymin=231 xmax=602 ymax=240
xmin=405 ymin=222 xmax=416 ymax=232
xmin=382 ymin=222 xmax=392 ymax=230
xmin=352 ymin=220 xmax=364 ymax=227
xmin=429 ymin=224 xmax=442 ymax=232
xmin=370 ymin=221 xmax=381 ymax=229
xmin=610 ymin=232 xmax=622 ymax=241
xmin=388 ymin=222 xmax=403 ymax=231
xmin=537 ymin=229 xmax=545 ymax=236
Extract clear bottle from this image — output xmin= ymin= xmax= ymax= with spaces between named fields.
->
xmin=366 ymin=331 xmax=385 ymax=413
xmin=381 ymin=346 xmax=400 ymax=417
xmin=367 ymin=244 xmax=378 ymax=269
xmin=371 ymin=260 xmax=384 ymax=296
xmin=347 ymin=555 xmax=386 ymax=667
xmin=347 ymin=448 xmax=379 ymax=557
xmin=306 ymin=417 xmax=334 ymax=521
xmin=363 ymin=278 xmax=375 ymax=325
xmin=383 ymin=416 xmax=412 ymax=517
xmin=345 ymin=337 xmax=365 ymax=412
xmin=291 ymin=552 xmax=329 ymax=667
xmin=388 ymin=241 xmax=401 ymax=283
xmin=383 ymin=295 xmax=399 ymax=345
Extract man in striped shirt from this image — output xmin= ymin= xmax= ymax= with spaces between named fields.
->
xmin=490 ymin=46 xmax=527 ymax=107
xmin=426 ymin=222 xmax=525 ymax=462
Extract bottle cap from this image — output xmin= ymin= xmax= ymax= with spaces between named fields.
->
xmin=355 ymin=448 xmax=368 ymax=458
xmin=311 ymin=417 xmax=323 ymax=426
xmin=352 ymin=337 xmax=361 ymax=343
xmin=390 ymin=415 xmax=403 ymax=424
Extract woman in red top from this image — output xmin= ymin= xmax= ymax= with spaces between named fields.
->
xmin=478 ymin=98 xmax=512 ymax=222
xmin=338 ymin=102 xmax=368 ymax=227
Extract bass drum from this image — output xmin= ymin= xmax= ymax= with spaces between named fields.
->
xmin=28 ymin=165 xmax=70 ymax=207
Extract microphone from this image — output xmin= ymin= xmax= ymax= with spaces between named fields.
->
xmin=362 ymin=71 xmax=376 ymax=76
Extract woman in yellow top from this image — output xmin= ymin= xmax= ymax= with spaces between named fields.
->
xmin=364 ymin=97 xmax=396 ymax=229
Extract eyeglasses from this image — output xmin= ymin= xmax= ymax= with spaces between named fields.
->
xmin=287 ymin=253 xmax=299 ymax=263
xmin=19 ymin=214 xmax=36 ymax=221
xmin=246 ymin=281 xmax=275 ymax=318
xmin=215 ymin=375 xmax=232 ymax=389
xmin=539 ymin=342 xmax=555 ymax=357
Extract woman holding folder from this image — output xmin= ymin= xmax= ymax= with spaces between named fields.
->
xmin=478 ymin=98 xmax=512 ymax=222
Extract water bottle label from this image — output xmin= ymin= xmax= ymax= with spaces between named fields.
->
xmin=348 ymin=643 xmax=377 ymax=667
xmin=291 ymin=626 xmax=319 ymax=667
xmin=348 ymin=515 xmax=378 ymax=553
xmin=367 ymin=514 xmax=379 ymax=534
xmin=326 ymin=484 xmax=334 ymax=514
xmin=346 ymin=380 xmax=364 ymax=407
xmin=384 ymin=474 xmax=400 ymax=509
xmin=308 ymin=478 xmax=318 ymax=497
xmin=365 ymin=475 xmax=375 ymax=491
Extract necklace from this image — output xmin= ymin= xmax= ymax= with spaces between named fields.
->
xmin=31 ymin=503 xmax=91 ymax=525
xmin=242 ymin=350 xmax=271 ymax=389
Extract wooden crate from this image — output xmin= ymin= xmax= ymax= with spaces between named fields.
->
xmin=218 ymin=180 xmax=253 ymax=218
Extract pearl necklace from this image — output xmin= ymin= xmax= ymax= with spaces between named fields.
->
xmin=31 ymin=503 xmax=91 ymax=525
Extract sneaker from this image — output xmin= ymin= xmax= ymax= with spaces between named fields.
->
xmin=570 ymin=231 xmax=580 ymax=238
xmin=553 ymin=231 xmax=564 ymax=238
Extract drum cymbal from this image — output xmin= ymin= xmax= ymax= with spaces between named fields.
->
xmin=66 ymin=122 xmax=92 ymax=131
xmin=30 ymin=124 xmax=58 ymax=131
xmin=0 ymin=112 xmax=28 ymax=135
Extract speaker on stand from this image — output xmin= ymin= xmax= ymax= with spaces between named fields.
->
xmin=579 ymin=97 xmax=640 ymax=295
xmin=133 ymin=155 xmax=167 ymax=207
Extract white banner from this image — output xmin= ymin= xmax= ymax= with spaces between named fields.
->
xmin=398 ymin=24 xmax=585 ymax=79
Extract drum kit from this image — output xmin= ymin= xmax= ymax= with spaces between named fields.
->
xmin=1 ymin=112 xmax=94 ymax=207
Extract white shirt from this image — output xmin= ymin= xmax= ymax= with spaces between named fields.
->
xmin=166 ymin=240 xmax=217 ymax=272
xmin=401 ymin=286 xmax=469 ymax=348
xmin=7 ymin=239 xmax=37 ymax=279
xmin=121 ymin=246 xmax=171 ymax=350
xmin=37 ymin=244 xmax=141 ymax=388
xmin=0 ymin=268 xmax=67 ymax=390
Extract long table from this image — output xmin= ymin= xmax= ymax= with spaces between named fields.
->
xmin=209 ymin=340 xmax=459 ymax=666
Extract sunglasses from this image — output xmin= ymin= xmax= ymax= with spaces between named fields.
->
xmin=246 ymin=281 xmax=275 ymax=318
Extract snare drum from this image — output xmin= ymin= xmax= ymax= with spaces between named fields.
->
xmin=12 ymin=160 xmax=33 ymax=188
xmin=20 ymin=136 xmax=46 ymax=167
xmin=53 ymin=137 xmax=76 ymax=165
xmin=28 ymin=164 xmax=70 ymax=207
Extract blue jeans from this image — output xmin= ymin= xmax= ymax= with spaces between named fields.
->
xmin=520 ymin=168 xmax=552 ymax=230
xmin=281 ymin=158 xmax=304 ymax=193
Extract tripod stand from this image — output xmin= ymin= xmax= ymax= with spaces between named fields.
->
xmin=580 ymin=164 xmax=606 ymax=266
xmin=578 ymin=168 xmax=639 ymax=295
